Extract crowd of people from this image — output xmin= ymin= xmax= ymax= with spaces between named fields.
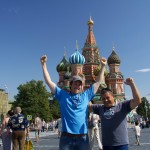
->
xmin=0 ymin=107 xmax=62 ymax=150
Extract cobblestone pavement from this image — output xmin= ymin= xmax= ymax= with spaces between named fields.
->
xmin=128 ymin=127 xmax=150 ymax=150
xmin=0 ymin=127 xmax=150 ymax=150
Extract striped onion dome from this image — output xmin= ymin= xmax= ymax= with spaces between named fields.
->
xmin=69 ymin=49 xmax=85 ymax=64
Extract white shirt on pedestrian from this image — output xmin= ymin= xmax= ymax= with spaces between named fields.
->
xmin=135 ymin=125 xmax=141 ymax=136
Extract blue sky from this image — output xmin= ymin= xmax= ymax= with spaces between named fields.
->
xmin=0 ymin=0 xmax=150 ymax=101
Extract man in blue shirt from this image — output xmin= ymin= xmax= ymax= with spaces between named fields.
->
xmin=40 ymin=55 xmax=107 ymax=150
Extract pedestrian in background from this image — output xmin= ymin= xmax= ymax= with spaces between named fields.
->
xmin=134 ymin=121 xmax=141 ymax=146
xmin=7 ymin=107 xmax=29 ymax=150
xmin=55 ymin=120 xmax=58 ymax=133
xmin=40 ymin=55 xmax=106 ymax=150
xmin=41 ymin=119 xmax=45 ymax=132
xmin=57 ymin=118 xmax=62 ymax=138
xmin=46 ymin=122 xmax=49 ymax=132
xmin=89 ymin=78 xmax=141 ymax=150
xmin=88 ymin=112 xmax=102 ymax=150
xmin=0 ymin=110 xmax=14 ymax=150
xmin=34 ymin=113 xmax=42 ymax=142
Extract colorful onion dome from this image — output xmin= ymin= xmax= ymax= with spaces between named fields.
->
xmin=56 ymin=54 xmax=71 ymax=72
xmin=107 ymin=50 xmax=121 ymax=65
xmin=69 ymin=49 xmax=85 ymax=64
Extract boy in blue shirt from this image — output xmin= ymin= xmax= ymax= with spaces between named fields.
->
xmin=40 ymin=55 xmax=106 ymax=150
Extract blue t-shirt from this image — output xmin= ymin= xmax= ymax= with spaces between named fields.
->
xmin=54 ymin=85 xmax=94 ymax=134
xmin=93 ymin=100 xmax=131 ymax=146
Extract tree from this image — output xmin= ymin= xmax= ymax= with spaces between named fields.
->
xmin=12 ymin=80 xmax=51 ymax=121
xmin=49 ymin=97 xmax=60 ymax=120
xmin=136 ymin=97 xmax=150 ymax=118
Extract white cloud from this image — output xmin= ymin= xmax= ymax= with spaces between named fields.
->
xmin=136 ymin=68 xmax=150 ymax=72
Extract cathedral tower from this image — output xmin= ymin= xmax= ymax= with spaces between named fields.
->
xmin=106 ymin=47 xmax=125 ymax=101
xmin=82 ymin=17 xmax=101 ymax=89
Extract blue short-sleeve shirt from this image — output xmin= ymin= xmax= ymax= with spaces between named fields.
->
xmin=54 ymin=85 xmax=94 ymax=134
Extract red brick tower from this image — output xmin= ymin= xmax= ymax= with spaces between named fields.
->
xmin=82 ymin=17 xmax=101 ymax=89
xmin=106 ymin=46 xmax=125 ymax=101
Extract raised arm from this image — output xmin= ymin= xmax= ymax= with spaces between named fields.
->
xmin=93 ymin=57 xmax=107 ymax=94
xmin=124 ymin=78 xmax=141 ymax=109
xmin=40 ymin=55 xmax=56 ymax=94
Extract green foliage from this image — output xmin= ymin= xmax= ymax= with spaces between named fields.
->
xmin=49 ymin=98 xmax=61 ymax=120
xmin=12 ymin=80 xmax=51 ymax=121
xmin=136 ymin=97 xmax=150 ymax=117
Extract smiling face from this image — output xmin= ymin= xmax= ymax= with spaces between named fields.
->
xmin=70 ymin=80 xmax=83 ymax=94
xmin=101 ymin=91 xmax=115 ymax=107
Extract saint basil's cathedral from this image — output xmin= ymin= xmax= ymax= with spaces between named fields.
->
xmin=56 ymin=17 xmax=125 ymax=102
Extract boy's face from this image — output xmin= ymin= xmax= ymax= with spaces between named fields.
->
xmin=70 ymin=80 xmax=82 ymax=94
xmin=101 ymin=91 xmax=115 ymax=107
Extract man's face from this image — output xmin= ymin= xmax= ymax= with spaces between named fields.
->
xmin=101 ymin=91 xmax=115 ymax=107
xmin=70 ymin=80 xmax=82 ymax=94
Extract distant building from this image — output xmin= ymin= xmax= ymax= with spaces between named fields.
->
xmin=56 ymin=17 xmax=125 ymax=102
xmin=0 ymin=88 xmax=9 ymax=121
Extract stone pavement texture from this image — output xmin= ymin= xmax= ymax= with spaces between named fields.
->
xmin=0 ymin=130 xmax=57 ymax=148
xmin=29 ymin=130 xmax=57 ymax=139
xmin=0 ymin=127 xmax=150 ymax=150
xmin=128 ymin=127 xmax=150 ymax=150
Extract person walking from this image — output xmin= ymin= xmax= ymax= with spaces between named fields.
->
xmin=88 ymin=112 xmax=102 ymax=150
xmin=41 ymin=119 xmax=45 ymax=132
xmin=134 ymin=121 xmax=141 ymax=146
xmin=57 ymin=118 xmax=62 ymax=138
xmin=40 ymin=54 xmax=107 ymax=150
xmin=89 ymin=78 xmax=141 ymax=150
xmin=46 ymin=122 xmax=49 ymax=132
xmin=34 ymin=113 xmax=42 ymax=142
xmin=0 ymin=110 xmax=14 ymax=150
xmin=7 ymin=107 xmax=29 ymax=150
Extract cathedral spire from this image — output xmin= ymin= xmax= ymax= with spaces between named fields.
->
xmin=64 ymin=46 xmax=66 ymax=57
xmin=76 ymin=40 xmax=78 ymax=51
xmin=85 ymin=16 xmax=96 ymax=46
